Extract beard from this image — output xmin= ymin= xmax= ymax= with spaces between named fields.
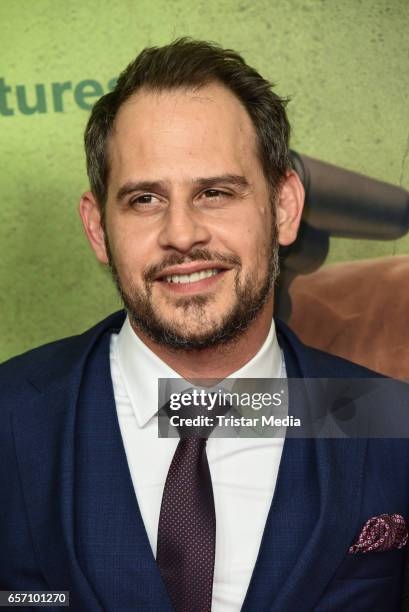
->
xmin=105 ymin=230 xmax=280 ymax=351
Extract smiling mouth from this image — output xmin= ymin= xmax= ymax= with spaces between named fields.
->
xmin=162 ymin=269 xmax=221 ymax=284
xmin=155 ymin=267 xmax=228 ymax=294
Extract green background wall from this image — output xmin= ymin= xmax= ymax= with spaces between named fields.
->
xmin=1 ymin=0 xmax=408 ymax=362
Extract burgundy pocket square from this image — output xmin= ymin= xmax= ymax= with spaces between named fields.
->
xmin=349 ymin=513 xmax=408 ymax=554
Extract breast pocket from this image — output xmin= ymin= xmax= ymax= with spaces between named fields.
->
xmin=313 ymin=549 xmax=406 ymax=612
xmin=333 ymin=548 xmax=405 ymax=580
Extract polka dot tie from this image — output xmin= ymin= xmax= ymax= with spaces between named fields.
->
xmin=156 ymin=435 xmax=216 ymax=612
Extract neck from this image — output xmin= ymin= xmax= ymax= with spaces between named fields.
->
xmin=130 ymin=297 xmax=275 ymax=379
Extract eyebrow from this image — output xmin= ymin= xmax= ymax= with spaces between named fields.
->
xmin=116 ymin=174 xmax=250 ymax=202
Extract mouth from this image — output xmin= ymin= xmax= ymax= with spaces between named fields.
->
xmin=155 ymin=264 xmax=230 ymax=294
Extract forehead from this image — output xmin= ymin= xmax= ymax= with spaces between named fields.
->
xmin=107 ymin=82 xmax=261 ymax=184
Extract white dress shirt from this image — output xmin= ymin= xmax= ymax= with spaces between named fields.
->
xmin=110 ymin=316 xmax=286 ymax=611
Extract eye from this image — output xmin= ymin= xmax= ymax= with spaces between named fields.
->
xmin=129 ymin=193 xmax=160 ymax=207
xmin=201 ymin=189 xmax=231 ymax=200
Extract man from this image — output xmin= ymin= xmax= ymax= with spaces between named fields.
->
xmin=1 ymin=39 xmax=408 ymax=611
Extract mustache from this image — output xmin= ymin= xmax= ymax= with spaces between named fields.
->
xmin=144 ymin=248 xmax=241 ymax=283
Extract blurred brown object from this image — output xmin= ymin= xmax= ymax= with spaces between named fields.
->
xmin=288 ymin=255 xmax=409 ymax=380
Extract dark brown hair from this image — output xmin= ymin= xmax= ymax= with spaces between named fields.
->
xmin=84 ymin=37 xmax=291 ymax=209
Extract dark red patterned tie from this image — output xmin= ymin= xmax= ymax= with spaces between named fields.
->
xmin=156 ymin=384 xmax=225 ymax=612
xmin=157 ymin=436 xmax=215 ymax=611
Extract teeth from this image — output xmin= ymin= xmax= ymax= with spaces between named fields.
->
xmin=164 ymin=269 xmax=220 ymax=283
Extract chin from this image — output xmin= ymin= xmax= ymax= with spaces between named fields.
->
xmin=134 ymin=308 xmax=251 ymax=352
xmin=159 ymin=315 xmax=222 ymax=342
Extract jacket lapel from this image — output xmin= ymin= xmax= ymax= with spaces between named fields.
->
xmin=74 ymin=331 xmax=173 ymax=611
xmin=242 ymin=321 xmax=368 ymax=611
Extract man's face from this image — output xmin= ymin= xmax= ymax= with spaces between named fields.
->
xmin=102 ymin=83 xmax=278 ymax=349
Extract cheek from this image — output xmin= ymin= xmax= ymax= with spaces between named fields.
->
xmin=238 ymin=220 xmax=272 ymax=265
xmin=107 ymin=210 xmax=153 ymax=250
xmin=108 ymin=224 xmax=153 ymax=279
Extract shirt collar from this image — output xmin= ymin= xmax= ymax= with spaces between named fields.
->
xmin=114 ymin=315 xmax=283 ymax=428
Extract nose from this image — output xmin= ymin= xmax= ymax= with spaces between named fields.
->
xmin=157 ymin=201 xmax=212 ymax=253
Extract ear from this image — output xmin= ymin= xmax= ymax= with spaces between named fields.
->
xmin=276 ymin=171 xmax=305 ymax=246
xmin=79 ymin=191 xmax=109 ymax=264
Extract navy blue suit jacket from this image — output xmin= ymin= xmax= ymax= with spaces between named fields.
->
xmin=1 ymin=310 xmax=409 ymax=611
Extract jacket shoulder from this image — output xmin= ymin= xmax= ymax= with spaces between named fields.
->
xmin=0 ymin=310 xmax=126 ymax=398
xmin=0 ymin=335 xmax=78 ymax=385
